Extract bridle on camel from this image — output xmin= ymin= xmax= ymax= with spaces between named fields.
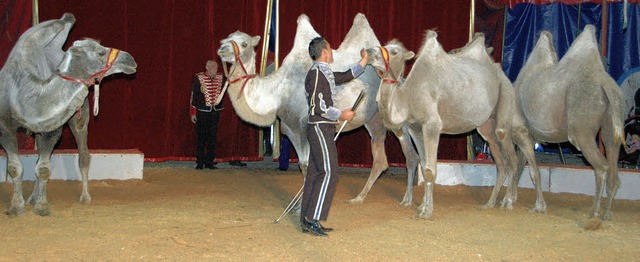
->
xmin=378 ymin=46 xmax=400 ymax=84
xmin=221 ymin=40 xmax=256 ymax=99
xmin=57 ymin=48 xmax=121 ymax=116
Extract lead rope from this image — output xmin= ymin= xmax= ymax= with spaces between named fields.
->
xmin=93 ymin=84 xmax=100 ymax=116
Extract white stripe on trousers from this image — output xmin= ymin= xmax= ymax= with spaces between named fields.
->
xmin=313 ymin=124 xmax=332 ymax=220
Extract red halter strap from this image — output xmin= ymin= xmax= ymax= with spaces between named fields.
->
xmin=58 ymin=48 xmax=120 ymax=86
xmin=223 ymin=40 xmax=257 ymax=99
xmin=378 ymin=46 xmax=399 ymax=84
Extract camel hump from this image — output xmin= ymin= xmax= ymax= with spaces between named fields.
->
xmin=452 ymin=33 xmax=489 ymax=60
xmin=338 ymin=13 xmax=380 ymax=52
xmin=297 ymin=14 xmax=310 ymax=24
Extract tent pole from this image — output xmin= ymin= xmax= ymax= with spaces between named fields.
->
xmin=32 ymin=0 xmax=39 ymax=25
xmin=467 ymin=0 xmax=476 ymax=161
xmin=258 ymin=0 xmax=274 ymax=157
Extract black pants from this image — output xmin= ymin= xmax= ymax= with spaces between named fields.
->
xmin=196 ymin=110 xmax=220 ymax=165
xmin=301 ymin=123 xmax=338 ymax=222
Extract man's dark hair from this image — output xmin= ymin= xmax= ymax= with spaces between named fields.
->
xmin=308 ymin=37 xmax=327 ymax=60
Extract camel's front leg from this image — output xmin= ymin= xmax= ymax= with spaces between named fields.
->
xmin=68 ymin=101 xmax=92 ymax=204
xmin=348 ymin=117 xmax=389 ymax=204
xmin=0 ymin=133 xmax=25 ymax=217
xmin=394 ymin=124 xmax=420 ymax=206
xmin=417 ymin=122 xmax=441 ymax=220
xmin=28 ymin=129 xmax=63 ymax=216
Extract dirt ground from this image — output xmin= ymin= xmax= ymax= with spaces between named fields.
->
xmin=0 ymin=164 xmax=639 ymax=261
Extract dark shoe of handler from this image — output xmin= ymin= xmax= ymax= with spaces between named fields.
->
xmin=301 ymin=218 xmax=332 ymax=236
xmin=229 ymin=160 xmax=247 ymax=167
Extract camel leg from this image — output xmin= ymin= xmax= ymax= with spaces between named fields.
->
xmin=348 ymin=115 xmax=390 ymax=204
xmin=512 ymin=128 xmax=546 ymax=213
xmin=278 ymin=122 xmax=309 ymax=214
xmin=28 ymin=128 xmax=63 ymax=216
xmin=0 ymin=131 xmax=25 ymax=217
xmin=395 ymin=124 xmax=420 ymax=206
xmin=570 ymin=135 xmax=608 ymax=219
xmin=477 ymin=120 xmax=512 ymax=210
xmin=68 ymin=100 xmax=92 ymax=204
xmin=600 ymin=120 xmax=622 ymax=220
xmin=416 ymin=122 xmax=441 ymax=219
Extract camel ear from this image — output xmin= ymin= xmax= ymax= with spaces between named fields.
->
xmin=486 ymin=47 xmax=494 ymax=55
xmin=404 ymin=51 xmax=415 ymax=60
xmin=56 ymin=50 xmax=73 ymax=73
xmin=251 ymin=36 xmax=261 ymax=47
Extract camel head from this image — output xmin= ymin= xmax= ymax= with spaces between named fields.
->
xmin=217 ymin=31 xmax=260 ymax=77
xmin=366 ymin=39 xmax=414 ymax=82
xmin=57 ymin=39 xmax=137 ymax=83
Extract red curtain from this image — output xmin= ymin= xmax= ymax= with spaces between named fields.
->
xmin=4 ymin=0 xmax=476 ymax=165
xmin=0 ymin=0 xmax=31 ymax=69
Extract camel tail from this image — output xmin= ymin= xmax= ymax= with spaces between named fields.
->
xmin=601 ymin=83 xmax=625 ymax=145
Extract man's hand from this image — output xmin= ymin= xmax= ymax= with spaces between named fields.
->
xmin=191 ymin=115 xmax=197 ymax=124
xmin=359 ymin=48 xmax=369 ymax=67
xmin=340 ymin=110 xmax=355 ymax=122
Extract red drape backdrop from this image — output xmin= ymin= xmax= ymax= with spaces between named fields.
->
xmin=2 ymin=0 xmax=489 ymax=166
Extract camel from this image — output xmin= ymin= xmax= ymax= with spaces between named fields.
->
xmin=365 ymin=31 xmax=533 ymax=219
xmin=217 ymin=14 xmax=421 ymax=205
xmin=0 ymin=13 xmax=138 ymax=216
xmin=512 ymin=25 xmax=624 ymax=220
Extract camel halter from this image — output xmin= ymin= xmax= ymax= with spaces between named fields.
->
xmin=221 ymin=40 xmax=256 ymax=99
xmin=58 ymin=48 xmax=121 ymax=116
xmin=379 ymin=46 xmax=399 ymax=84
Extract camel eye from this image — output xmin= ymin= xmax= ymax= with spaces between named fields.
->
xmin=390 ymin=50 xmax=398 ymax=56
xmin=241 ymin=42 xmax=248 ymax=48
xmin=97 ymin=50 xmax=107 ymax=56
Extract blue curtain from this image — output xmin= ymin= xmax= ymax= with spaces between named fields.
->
xmin=502 ymin=2 xmax=602 ymax=81
xmin=503 ymin=2 xmax=640 ymax=82
xmin=608 ymin=3 xmax=640 ymax=81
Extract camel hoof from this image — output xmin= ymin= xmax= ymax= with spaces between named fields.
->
xmin=602 ymin=211 xmax=613 ymax=221
xmin=478 ymin=203 xmax=495 ymax=210
xmin=79 ymin=195 xmax=92 ymax=205
xmin=347 ymin=197 xmax=364 ymax=204
xmin=399 ymin=199 xmax=412 ymax=206
xmin=499 ymin=200 xmax=514 ymax=210
xmin=34 ymin=203 xmax=51 ymax=216
xmin=6 ymin=206 xmax=25 ymax=217
xmin=528 ymin=202 xmax=547 ymax=214
xmin=528 ymin=207 xmax=546 ymax=214
xmin=415 ymin=210 xmax=433 ymax=220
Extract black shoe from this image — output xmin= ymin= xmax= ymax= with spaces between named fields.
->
xmin=196 ymin=164 xmax=204 ymax=170
xmin=229 ymin=160 xmax=247 ymax=167
xmin=317 ymin=222 xmax=333 ymax=232
xmin=301 ymin=220 xmax=328 ymax=236
xmin=204 ymin=164 xmax=218 ymax=169
xmin=303 ymin=218 xmax=333 ymax=232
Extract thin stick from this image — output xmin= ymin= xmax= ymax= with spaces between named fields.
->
xmin=334 ymin=91 xmax=366 ymax=141
xmin=273 ymin=186 xmax=303 ymax=223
